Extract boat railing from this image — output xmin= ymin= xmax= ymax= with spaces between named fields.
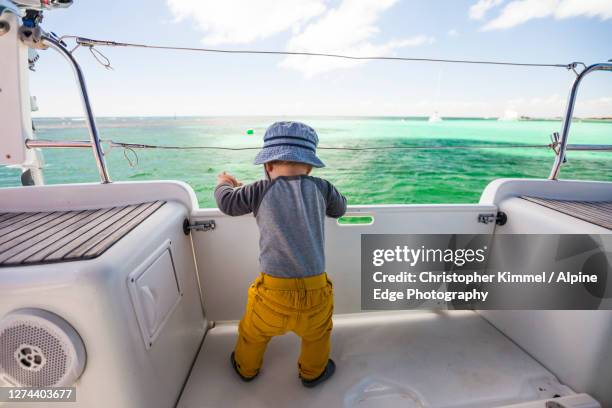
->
xmin=548 ymin=62 xmax=612 ymax=180
xmin=39 ymin=33 xmax=111 ymax=183
xmin=11 ymin=15 xmax=612 ymax=185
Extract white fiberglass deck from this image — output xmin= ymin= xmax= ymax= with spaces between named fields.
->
xmin=178 ymin=311 xmax=571 ymax=408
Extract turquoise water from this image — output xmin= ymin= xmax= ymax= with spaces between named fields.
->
xmin=1 ymin=117 xmax=610 ymax=207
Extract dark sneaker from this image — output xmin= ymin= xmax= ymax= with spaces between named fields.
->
xmin=230 ymin=352 xmax=259 ymax=382
xmin=301 ymin=359 xmax=336 ymax=388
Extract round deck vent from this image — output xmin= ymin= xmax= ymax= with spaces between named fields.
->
xmin=0 ymin=309 xmax=86 ymax=387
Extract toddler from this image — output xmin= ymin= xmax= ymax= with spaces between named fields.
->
xmin=215 ymin=121 xmax=347 ymax=387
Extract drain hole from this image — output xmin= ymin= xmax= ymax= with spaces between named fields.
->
xmin=15 ymin=344 xmax=46 ymax=372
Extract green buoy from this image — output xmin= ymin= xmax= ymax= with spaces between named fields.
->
xmin=246 ymin=128 xmax=254 ymax=135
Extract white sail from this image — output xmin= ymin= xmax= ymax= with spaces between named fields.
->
xmin=428 ymin=70 xmax=443 ymax=122
xmin=499 ymin=109 xmax=519 ymax=121
xmin=428 ymin=111 xmax=442 ymax=122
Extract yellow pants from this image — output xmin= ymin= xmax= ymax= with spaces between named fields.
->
xmin=234 ymin=272 xmax=334 ymax=380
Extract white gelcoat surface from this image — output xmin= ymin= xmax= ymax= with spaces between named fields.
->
xmin=501 ymin=394 xmax=599 ymax=408
xmin=0 ymin=201 xmax=206 ymax=408
xmin=479 ymin=178 xmax=612 ymax=206
xmin=0 ymin=181 xmax=198 ymax=212
xmin=1 ymin=180 xmax=610 ymax=407
xmin=477 ymin=179 xmax=612 ymax=407
xmin=178 ymin=311 xmax=571 ymax=408
xmin=192 ymin=204 xmax=497 ymax=321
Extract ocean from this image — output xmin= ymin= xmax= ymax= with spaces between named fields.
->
xmin=1 ymin=116 xmax=610 ymax=208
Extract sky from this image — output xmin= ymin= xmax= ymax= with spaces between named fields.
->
xmin=28 ymin=0 xmax=612 ymax=118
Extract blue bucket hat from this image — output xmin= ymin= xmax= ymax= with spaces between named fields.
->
xmin=253 ymin=121 xmax=325 ymax=168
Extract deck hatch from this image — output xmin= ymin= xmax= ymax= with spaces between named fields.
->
xmin=0 ymin=201 xmax=165 ymax=266
xmin=521 ymin=196 xmax=612 ymax=230
xmin=127 ymin=241 xmax=182 ymax=349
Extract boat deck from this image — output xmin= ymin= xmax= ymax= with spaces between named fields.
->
xmin=0 ymin=201 xmax=165 ymax=266
xmin=521 ymin=196 xmax=612 ymax=230
xmin=178 ymin=311 xmax=571 ymax=408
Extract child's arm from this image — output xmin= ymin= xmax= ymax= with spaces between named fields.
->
xmin=214 ymin=172 xmax=266 ymax=216
xmin=217 ymin=171 xmax=242 ymax=188
xmin=318 ymin=179 xmax=347 ymax=218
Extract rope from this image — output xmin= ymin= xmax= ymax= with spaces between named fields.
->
xmin=122 ymin=146 xmax=138 ymax=167
xmin=88 ymin=46 xmax=113 ymax=70
xmin=59 ymin=35 xmax=578 ymax=70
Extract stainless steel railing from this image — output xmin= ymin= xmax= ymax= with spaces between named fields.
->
xmin=40 ymin=33 xmax=111 ymax=183
xmin=22 ymin=29 xmax=611 ymax=184
xmin=548 ymin=62 xmax=612 ymax=180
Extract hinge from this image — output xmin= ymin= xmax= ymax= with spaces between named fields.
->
xmin=478 ymin=212 xmax=507 ymax=226
xmin=183 ymin=219 xmax=216 ymax=234
xmin=478 ymin=213 xmax=496 ymax=224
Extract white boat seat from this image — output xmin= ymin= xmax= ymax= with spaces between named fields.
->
xmin=521 ymin=196 xmax=612 ymax=230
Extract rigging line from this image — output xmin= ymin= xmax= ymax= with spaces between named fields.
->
xmin=59 ymin=35 xmax=576 ymax=69
xmin=106 ymin=141 xmax=555 ymax=168
xmin=108 ymin=141 xmax=554 ymax=151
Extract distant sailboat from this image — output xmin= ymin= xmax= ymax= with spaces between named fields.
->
xmin=428 ymin=69 xmax=443 ymax=123
xmin=428 ymin=111 xmax=442 ymax=123
xmin=499 ymin=109 xmax=519 ymax=121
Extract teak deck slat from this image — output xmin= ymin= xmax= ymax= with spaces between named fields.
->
xmin=0 ymin=202 xmax=165 ymax=267
xmin=0 ymin=212 xmax=56 ymax=238
xmin=0 ymin=211 xmax=77 ymax=246
xmin=0 ymin=212 xmax=41 ymax=232
xmin=81 ymin=201 xmax=165 ymax=258
xmin=0 ymin=211 xmax=86 ymax=258
xmin=521 ymin=196 xmax=612 ymax=230
xmin=47 ymin=204 xmax=143 ymax=261
xmin=0 ymin=213 xmax=27 ymax=228
xmin=0 ymin=212 xmax=23 ymax=223
xmin=7 ymin=208 xmax=112 ymax=264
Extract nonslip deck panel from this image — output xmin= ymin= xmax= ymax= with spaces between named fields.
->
xmin=0 ymin=201 xmax=165 ymax=266
xmin=521 ymin=196 xmax=612 ymax=230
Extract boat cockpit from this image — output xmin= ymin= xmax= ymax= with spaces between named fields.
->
xmin=1 ymin=2 xmax=611 ymax=407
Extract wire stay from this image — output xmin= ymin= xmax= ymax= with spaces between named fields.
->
xmin=27 ymin=138 xmax=612 ymax=169
xmin=105 ymin=140 xmax=555 ymax=167
xmin=111 ymin=140 xmax=576 ymax=168
xmin=58 ymin=35 xmax=580 ymax=70
xmin=108 ymin=141 xmax=554 ymax=151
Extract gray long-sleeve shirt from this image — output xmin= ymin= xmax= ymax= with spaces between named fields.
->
xmin=215 ymin=175 xmax=347 ymax=278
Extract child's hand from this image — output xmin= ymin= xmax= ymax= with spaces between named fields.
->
xmin=217 ymin=171 xmax=242 ymax=187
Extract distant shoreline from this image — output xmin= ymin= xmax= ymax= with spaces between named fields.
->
xmin=519 ymin=116 xmax=612 ymax=123
xmin=30 ymin=115 xmax=612 ymax=131
xmin=32 ymin=115 xmax=612 ymax=122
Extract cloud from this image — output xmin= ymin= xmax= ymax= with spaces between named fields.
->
xmin=279 ymin=0 xmax=435 ymax=77
xmin=166 ymin=0 xmax=434 ymax=77
xmin=166 ymin=0 xmax=327 ymax=45
xmin=482 ymin=0 xmax=558 ymax=29
xmin=482 ymin=0 xmax=612 ymax=30
xmin=555 ymin=0 xmax=612 ymax=19
xmin=447 ymin=29 xmax=459 ymax=37
xmin=469 ymin=0 xmax=504 ymax=20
